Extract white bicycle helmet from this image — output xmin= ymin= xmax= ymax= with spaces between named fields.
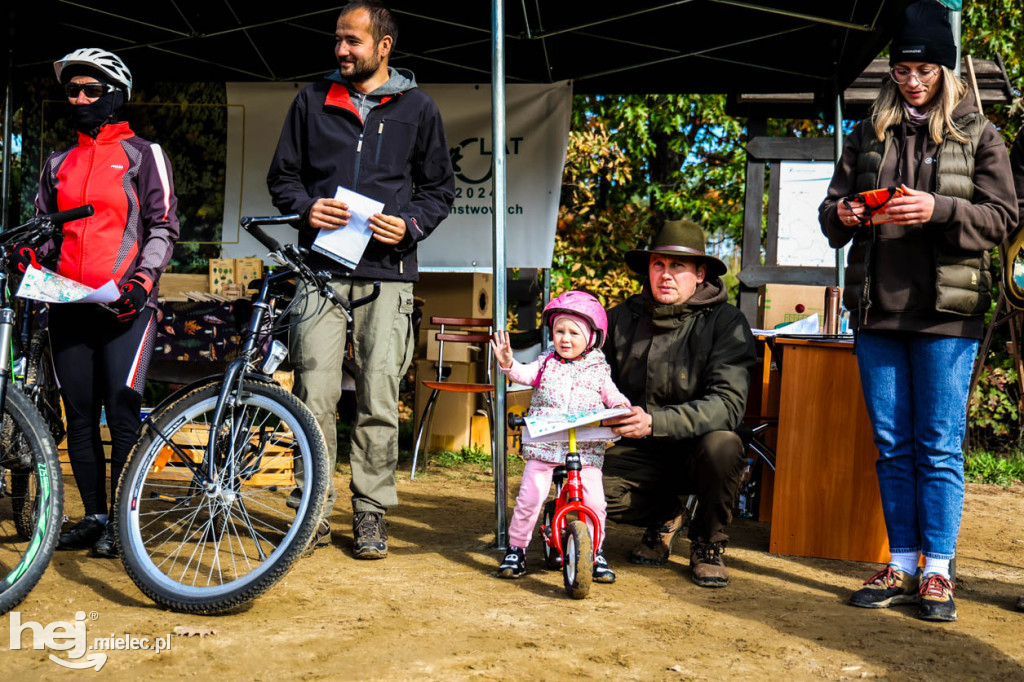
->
xmin=54 ymin=48 xmax=133 ymax=100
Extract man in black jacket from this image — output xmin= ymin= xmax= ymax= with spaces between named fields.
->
xmin=603 ymin=219 xmax=755 ymax=587
xmin=267 ymin=0 xmax=455 ymax=559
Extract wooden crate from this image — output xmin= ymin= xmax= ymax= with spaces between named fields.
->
xmin=147 ymin=423 xmax=296 ymax=487
xmin=57 ymin=426 xmax=109 ymax=476
xmin=158 ymin=273 xmax=209 ymax=302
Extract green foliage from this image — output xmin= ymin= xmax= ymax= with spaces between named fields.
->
xmin=430 ymin=443 xmax=491 ymax=468
xmin=964 ymin=449 xmax=1024 ymax=486
xmin=968 ymin=359 xmax=1020 ymax=447
xmin=962 ymin=0 xmax=1024 ymax=138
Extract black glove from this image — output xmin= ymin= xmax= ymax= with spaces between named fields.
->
xmin=12 ymin=246 xmax=40 ymax=274
xmin=113 ymin=276 xmax=150 ymax=322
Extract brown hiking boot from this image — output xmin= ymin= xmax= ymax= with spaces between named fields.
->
xmin=629 ymin=513 xmax=684 ymax=565
xmin=689 ymin=539 xmax=728 ymax=587
xmin=352 ymin=511 xmax=388 ymax=560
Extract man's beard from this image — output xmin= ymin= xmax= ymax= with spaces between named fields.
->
xmin=340 ymin=53 xmax=383 ymax=83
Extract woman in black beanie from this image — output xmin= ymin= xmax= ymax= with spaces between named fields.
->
xmin=819 ymin=0 xmax=1017 ymax=622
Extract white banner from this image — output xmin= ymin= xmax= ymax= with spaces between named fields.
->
xmin=223 ymin=81 xmax=572 ymax=271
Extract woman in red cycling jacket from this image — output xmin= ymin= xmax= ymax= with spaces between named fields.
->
xmin=32 ymin=48 xmax=180 ymax=557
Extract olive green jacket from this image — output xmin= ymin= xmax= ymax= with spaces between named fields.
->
xmin=605 ymin=280 xmax=756 ymax=442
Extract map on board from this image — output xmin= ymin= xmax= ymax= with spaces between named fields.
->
xmin=16 ymin=265 xmax=119 ymax=304
xmin=776 ymin=161 xmax=846 ymax=267
xmin=522 ymin=407 xmax=632 ymax=443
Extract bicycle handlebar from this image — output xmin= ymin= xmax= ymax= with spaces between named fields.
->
xmin=240 ymin=215 xmax=380 ymax=315
xmin=241 ymin=214 xmax=299 ymax=254
xmin=0 ymin=204 xmax=95 ymax=246
xmin=48 ymin=204 xmax=95 ymax=225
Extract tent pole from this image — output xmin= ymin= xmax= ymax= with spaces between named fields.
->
xmin=834 ymin=90 xmax=844 ymax=289
xmin=951 ymin=8 xmax=961 ymax=77
xmin=541 ymin=268 xmax=551 ymax=349
xmin=491 ymin=0 xmax=509 ymax=551
xmin=2 ymin=47 xmax=13 ymax=231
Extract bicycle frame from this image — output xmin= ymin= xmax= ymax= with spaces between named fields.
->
xmin=542 ymin=427 xmax=602 ymax=566
xmin=141 ymin=215 xmax=380 ymax=499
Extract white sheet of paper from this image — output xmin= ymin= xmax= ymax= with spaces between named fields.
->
xmin=522 ymin=424 xmax=622 ymax=444
xmin=16 ymin=265 xmax=119 ymax=304
xmin=311 ymin=186 xmax=386 ymax=269
xmin=522 ymin=407 xmax=632 ymax=442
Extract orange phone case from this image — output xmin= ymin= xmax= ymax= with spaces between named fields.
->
xmin=857 ymin=187 xmax=904 ymax=224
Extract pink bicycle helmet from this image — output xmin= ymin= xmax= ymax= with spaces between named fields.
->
xmin=541 ymin=290 xmax=608 ymax=349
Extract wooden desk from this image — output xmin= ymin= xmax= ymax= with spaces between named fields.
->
xmin=766 ymin=337 xmax=888 ymax=563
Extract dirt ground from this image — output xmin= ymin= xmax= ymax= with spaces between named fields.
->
xmin=6 ymin=464 xmax=1024 ymax=681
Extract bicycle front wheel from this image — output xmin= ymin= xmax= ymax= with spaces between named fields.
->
xmin=0 ymin=385 xmax=63 ymax=616
xmin=116 ymin=380 xmax=328 ymax=613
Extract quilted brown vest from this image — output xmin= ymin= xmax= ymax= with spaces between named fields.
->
xmin=855 ymin=112 xmax=991 ymax=316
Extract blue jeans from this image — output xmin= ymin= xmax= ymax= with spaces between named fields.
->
xmin=855 ymin=331 xmax=978 ymax=560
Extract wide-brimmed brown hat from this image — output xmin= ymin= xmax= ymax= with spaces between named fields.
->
xmin=625 ymin=219 xmax=728 ymax=279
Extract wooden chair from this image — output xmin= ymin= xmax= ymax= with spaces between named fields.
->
xmin=411 ymin=316 xmax=494 ymax=478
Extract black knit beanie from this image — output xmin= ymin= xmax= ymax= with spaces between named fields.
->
xmin=889 ymin=0 xmax=957 ymax=69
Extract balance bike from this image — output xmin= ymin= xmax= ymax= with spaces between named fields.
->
xmin=509 ymin=414 xmax=599 ymax=599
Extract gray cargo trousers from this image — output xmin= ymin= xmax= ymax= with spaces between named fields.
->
xmin=289 ymin=277 xmax=415 ymax=517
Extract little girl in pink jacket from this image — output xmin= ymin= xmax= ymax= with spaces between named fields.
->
xmin=490 ymin=291 xmax=629 ymax=583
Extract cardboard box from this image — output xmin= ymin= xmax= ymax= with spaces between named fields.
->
xmin=422 ymin=327 xmax=490 ymax=364
xmin=414 ymin=272 xmax=493 ymax=324
xmin=209 ymin=258 xmax=235 ymax=295
xmin=758 ymin=284 xmax=828 ymax=331
xmin=234 ymin=257 xmax=264 ymax=291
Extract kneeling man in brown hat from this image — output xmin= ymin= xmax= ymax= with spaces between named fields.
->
xmin=602 ymin=219 xmax=756 ymax=587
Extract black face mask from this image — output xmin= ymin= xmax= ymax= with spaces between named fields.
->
xmin=69 ymin=90 xmax=124 ymax=137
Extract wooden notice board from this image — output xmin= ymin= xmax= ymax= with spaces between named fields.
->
xmin=768 ymin=338 xmax=888 ymax=563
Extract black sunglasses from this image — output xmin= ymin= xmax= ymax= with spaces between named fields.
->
xmin=64 ymin=82 xmax=115 ymax=99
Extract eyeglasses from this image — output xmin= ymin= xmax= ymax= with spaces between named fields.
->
xmin=889 ymin=67 xmax=939 ymax=85
xmin=64 ymin=82 xmax=115 ymax=99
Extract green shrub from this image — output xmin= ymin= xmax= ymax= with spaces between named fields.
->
xmin=965 ymin=449 xmax=1024 ymax=486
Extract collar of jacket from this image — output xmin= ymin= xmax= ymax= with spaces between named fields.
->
xmin=635 ymin=279 xmax=727 ymax=328
xmin=76 ymin=120 xmax=133 ymax=146
xmin=324 ymin=83 xmax=399 ymax=121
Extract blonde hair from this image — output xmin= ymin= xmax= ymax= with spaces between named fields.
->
xmin=870 ymin=65 xmax=970 ymax=144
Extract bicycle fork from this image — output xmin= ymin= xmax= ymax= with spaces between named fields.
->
xmin=542 ymin=427 xmax=603 ymax=565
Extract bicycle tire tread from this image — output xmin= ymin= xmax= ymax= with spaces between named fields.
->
xmin=0 ymin=385 xmax=63 ymax=616
xmin=116 ymin=380 xmax=327 ymax=614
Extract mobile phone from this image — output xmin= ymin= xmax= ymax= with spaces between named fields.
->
xmin=844 ymin=187 xmax=904 ymax=224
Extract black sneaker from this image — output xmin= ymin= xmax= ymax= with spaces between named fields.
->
xmin=352 ymin=511 xmax=388 ymax=560
xmin=849 ymin=565 xmax=920 ymax=609
xmin=497 ymin=546 xmax=527 ymax=579
xmin=918 ymin=573 xmax=957 ymax=622
xmin=302 ymin=518 xmax=331 ymax=557
xmin=593 ymin=549 xmax=616 ymax=584
xmin=58 ymin=515 xmax=105 ymax=550
xmin=92 ymin=523 xmax=119 ymax=558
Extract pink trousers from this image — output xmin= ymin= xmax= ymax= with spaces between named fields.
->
xmin=508 ymin=459 xmax=607 ymax=549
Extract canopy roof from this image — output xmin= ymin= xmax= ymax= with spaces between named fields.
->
xmin=8 ymin=1 xmax=910 ymax=96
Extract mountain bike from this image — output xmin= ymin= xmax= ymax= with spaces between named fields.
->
xmin=115 ymin=214 xmax=379 ymax=613
xmin=0 ymin=204 xmax=93 ymax=615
